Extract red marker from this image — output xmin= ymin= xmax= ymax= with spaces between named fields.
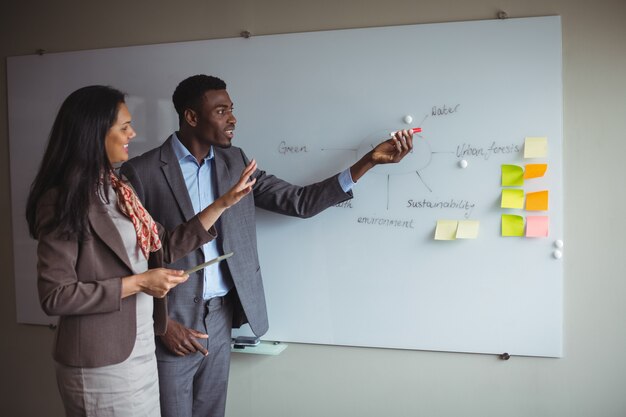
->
xmin=389 ymin=127 xmax=422 ymax=137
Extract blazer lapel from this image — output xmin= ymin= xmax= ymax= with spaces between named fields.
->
xmin=160 ymin=137 xmax=196 ymax=222
xmin=213 ymin=147 xmax=232 ymax=199
xmin=213 ymin=148 xmax=234 ymax=249
xmin=88 ymin=201 xmax=134 ymax=272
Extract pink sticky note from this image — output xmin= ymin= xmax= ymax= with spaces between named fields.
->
xmin=526 ymin=216 xmax=549 ymax=237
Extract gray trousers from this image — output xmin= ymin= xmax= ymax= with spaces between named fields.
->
xmin=157 ymin=294 xmax=234 ymax=417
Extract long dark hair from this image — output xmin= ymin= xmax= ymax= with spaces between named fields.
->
xmin=26 ymin=85 xmax=126 ymax=240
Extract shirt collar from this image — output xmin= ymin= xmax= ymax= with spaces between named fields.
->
xmin=171 ymin=132 xmax=214 ymax=164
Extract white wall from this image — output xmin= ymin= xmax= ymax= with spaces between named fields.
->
xmin=1 ymin=1 xmax=625 ymax=416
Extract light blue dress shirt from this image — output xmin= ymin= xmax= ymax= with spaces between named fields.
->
xmin=171 ymin=133 xmax=355 ymax=299
xmin=171 ymin=134 xmax=231 ymax=299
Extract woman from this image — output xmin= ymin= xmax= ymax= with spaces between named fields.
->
xmin=25 ymin=85 xmax=257 ymax=416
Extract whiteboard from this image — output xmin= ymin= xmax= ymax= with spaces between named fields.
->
xmin=8 ymin=16 xmax=563 ymax=357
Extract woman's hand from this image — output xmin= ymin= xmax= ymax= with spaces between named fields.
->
xmin=196 ymin=159 xmax=258 ymax=231
xmin=215 ymin=159 xmax=257 ymax=208
xmin=122 ymin=268 xmax=189 ymax=298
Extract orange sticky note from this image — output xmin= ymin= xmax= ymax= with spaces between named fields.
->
xmin=526 ymin=190 xmax=549 ymax=211
xmin=524 ymin=164 xmax=547 ymax=179
xmin=526 ymin=216 xmax=549 ymax=237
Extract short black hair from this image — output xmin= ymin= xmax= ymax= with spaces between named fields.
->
xmin=172 ymin=75 xmax=227 ymax=126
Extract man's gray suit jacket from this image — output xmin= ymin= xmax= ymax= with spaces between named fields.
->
xmin=121 ymin=136 xmax=352 ymax=340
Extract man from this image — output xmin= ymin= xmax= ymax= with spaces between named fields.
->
xmin=121 ymin=75 xmax=413 ymax=417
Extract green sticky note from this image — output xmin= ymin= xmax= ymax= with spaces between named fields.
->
xmin=502 ymin=165 xmax=524 ymax=187
xmin=501 ymin=189 xmax=524 ymax=209
xmin=456 ymin=220 xmax=480 ymax=239
xmin=434 ymin=220 xmax=458 ymax=240
xmin=501 ymin=214 xmax=524 ymax=237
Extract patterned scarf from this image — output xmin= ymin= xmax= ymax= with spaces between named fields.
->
xmin=109 ymin=172 xmax=162 ymax=259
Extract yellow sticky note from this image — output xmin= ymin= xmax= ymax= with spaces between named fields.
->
xmin=526 ymin=190 xmax=549 ymax=211
xmin=502 ymin=214 xmax=524 ymax=237
xmin=524 ymin=137 xmax=548 ymax=158
xmin=502 ymin=165 xmax=524 ymax=187
xmin=456 ymin=220 xmax=480 ymax=239
xmin=526 ymin=216 xmax=549 ymax=237
xmin=524 ymin=163 xmax=548 ymax=179
xmin=434 ymin=220 xmax=458 ymax=240
xmin=501 ymin=189 xmax=524 ymax=209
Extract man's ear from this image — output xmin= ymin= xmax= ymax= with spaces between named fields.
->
xmin=184 ymin=108 xmax=198 ymax=127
